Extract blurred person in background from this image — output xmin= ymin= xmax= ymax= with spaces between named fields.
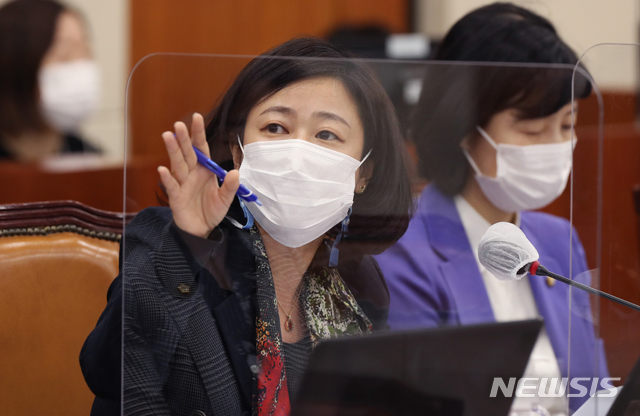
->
xmin=0 ymin=0 xmax=100 ymax=162
xmin=376 ymin=3 xmax=608 ymax=414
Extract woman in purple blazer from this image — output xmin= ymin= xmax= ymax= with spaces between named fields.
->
xmin=375 ymin=4 xmax=608 ymax=414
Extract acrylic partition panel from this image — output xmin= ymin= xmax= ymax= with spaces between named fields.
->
xmin=567 ymin=43 xmax=640 ymax=416
xmin=120 ymin=54 xmax=596 ymax=416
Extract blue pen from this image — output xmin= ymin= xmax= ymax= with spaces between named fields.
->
xmin=192 ymin=146 xmax=262 ymax=206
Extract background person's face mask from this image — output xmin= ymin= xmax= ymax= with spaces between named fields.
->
xmin=463 ymin=126 xmax=575 ymax=213
xmin=38 ymin=59 xmax=100 ymax=133
xmin=238 ymin=139 xmax=370 ymax=248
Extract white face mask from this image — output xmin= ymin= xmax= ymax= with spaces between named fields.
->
xmin=38 ymin=59 xmax=100 ymax=133
xmin=238 ymin=139 xmax=370 ymax=248
xmin=463 ymin=126 xmax=575 ymax=213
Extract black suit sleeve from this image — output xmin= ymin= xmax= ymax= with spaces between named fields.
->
xmin=80 ymin=260 xmax=123 ymax=401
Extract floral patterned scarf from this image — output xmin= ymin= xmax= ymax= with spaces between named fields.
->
xmin=250 ymin=227 xmax=372 ymax=416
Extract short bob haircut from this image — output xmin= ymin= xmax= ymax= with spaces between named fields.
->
xmin=0 ymin=0 xmax=67 ymax=138
xmin=202 ymin=37 xmax=415 ymax=253
xmin=413 ymin=2 xmax=592 ymax=197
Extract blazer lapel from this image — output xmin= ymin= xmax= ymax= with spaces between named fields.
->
xmin=154 ymin=224 xmax=245 ymax=415
xmin=182 ymin=289 xmax=244 ymax=415
xmin=420 ymin=187 xmax=495 ymax=325
xmin=210 ymin=286 xmax=255 ymax=406
xmin=207 ymin=226 xmax=264 ymax=406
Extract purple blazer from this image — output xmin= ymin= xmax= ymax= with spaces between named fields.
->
xmin=375 ymin=185 xmax=609 ymax=412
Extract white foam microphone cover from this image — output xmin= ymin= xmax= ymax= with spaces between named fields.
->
xmin=478 ymin=222 xmax=540 ymax=281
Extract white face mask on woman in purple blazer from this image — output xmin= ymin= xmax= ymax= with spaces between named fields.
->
xmin=463 ymin=126 xmax=575 ymax=213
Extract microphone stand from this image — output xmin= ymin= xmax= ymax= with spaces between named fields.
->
xmin=529 ymin=261 xmax=640 ymax=313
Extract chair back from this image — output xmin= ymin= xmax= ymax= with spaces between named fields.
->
xmin=0 ymin=201 xmax=133 ymax=416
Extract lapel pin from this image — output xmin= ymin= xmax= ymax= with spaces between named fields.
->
xmin=177 ymin=283 xmax=191 ymax=294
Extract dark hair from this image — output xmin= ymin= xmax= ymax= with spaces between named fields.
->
xmin=413 ymin=2 xmax=591 ymax=196
xmin=0 ymin=0 xmax=67 ymax=139
xmin=203 ymin=37 xmax=414 ymax=252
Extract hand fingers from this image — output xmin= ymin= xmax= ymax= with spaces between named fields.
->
xmin=174 ymin=121 xmax=197 ymax=169
xmin=157 ymin=166 xmax=180 ymax=200
xmin=191 ymin=113 xmax=210 ymax=155
xmin=162 ymin=131 xmax=189 ymax=184
xmin=217 ymin=170 xmax=240 ymax=208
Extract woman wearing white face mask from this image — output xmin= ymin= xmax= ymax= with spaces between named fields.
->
xmin=0 ymin=0 xmax=100 ymax=162
xmin=376 ymin=3 xmax=608 ymax=415
xmin=81 ymin=38 xmax=414 ymax=416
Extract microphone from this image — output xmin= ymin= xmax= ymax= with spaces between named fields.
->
xmin=478 ymin=222 xmax=640 ymax=313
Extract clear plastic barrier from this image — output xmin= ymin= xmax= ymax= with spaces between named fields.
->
xmin=569 ymin=43 xmax=640 ymax=415
xmin=112 ymin=52 xmax=604 ymax=415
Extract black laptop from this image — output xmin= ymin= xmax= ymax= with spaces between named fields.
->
xmin=292 ymin=319 xmax=543 ymax=416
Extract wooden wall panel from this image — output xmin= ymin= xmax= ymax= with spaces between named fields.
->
xmin=128 ymin=0 xmax=409 ymax=158
xmin=130 ymin=0 xmax=408 ymax=61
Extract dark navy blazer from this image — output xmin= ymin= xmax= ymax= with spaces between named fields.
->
xmin=80 ymin=206 xmax=391 ymax=416
xmin=375 ymin=185 xmax=609 ymax=412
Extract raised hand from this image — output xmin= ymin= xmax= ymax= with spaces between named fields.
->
xmin=157 ymin=113 xmax=240 ymax=238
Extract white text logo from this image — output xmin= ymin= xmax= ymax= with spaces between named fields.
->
xmin=489 ymin=377 xmax=620 ymax=398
